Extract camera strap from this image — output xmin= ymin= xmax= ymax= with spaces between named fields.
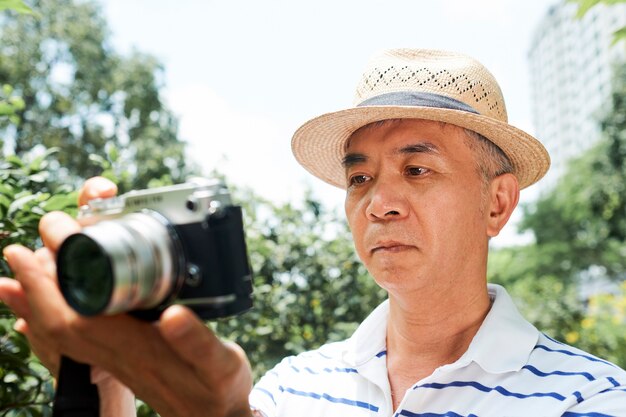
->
xmin=52 ymin=356 xmax=100 ymax=417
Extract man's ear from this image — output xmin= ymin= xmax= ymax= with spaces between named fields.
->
xmin=486 ymin=173 xmax=520 ymax=237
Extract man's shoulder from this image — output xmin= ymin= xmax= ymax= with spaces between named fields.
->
xmin=523 ymin=332 xmax=626 ymax=400
xmin=272 ymin=339 xmax=352 ymax=374
xmin=531 ymin=333 xmax=626 ymax=377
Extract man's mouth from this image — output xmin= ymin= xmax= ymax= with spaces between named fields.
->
xmin=371 ymin=241 xmax=414 ymax=254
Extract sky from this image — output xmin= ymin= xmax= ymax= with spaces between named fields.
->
xmin=100 ymin=0 xmax=559 ymax=245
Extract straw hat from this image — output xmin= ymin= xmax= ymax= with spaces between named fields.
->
xmin=291 ymin=48 xmax=550 ymax=190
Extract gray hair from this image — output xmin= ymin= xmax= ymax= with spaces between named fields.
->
xmin=462 ymin=128 xmax=513 ymax=185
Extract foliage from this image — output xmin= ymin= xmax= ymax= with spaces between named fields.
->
xmin=0 ymin=0 xmax=190 ymax=191
xmin=575 ymin=281 xmax=626 ymax=368
xmin=519 ymin=65 xmax=626 ymax=281
xmin=488 ymin=246 xmax=586 ymax=342
xmin=0 ymin=0 xmax=33 ymax=15
xmin=0 ymin=84 xmax=25 ymax=127
xmin=0 ymin=153 xmax=75 ymax=415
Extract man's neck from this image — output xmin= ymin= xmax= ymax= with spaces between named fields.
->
xmin=385 ymin=282 xmax=492 ymax=408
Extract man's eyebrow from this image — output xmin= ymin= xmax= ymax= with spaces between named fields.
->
xmin=342 ymin=153 xmax=367 ymax=169
xmin=397 ymin=142 xmax=440 ymax=155
xmin=342 ymin=142 xmax=440 ymax=169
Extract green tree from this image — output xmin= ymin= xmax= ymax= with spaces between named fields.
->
xmin=575 ymin=281 xmax=626 ymax=367
xmin=519 ymin=65 xmax=626 ymax=280
xmin=0 ymin=150 xmax=76 ymax=416
xmin=0 ymin=0 xmax=189 ymax=190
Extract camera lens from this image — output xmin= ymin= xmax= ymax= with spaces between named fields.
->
xmin=57 ymin=234 xmax=114 ymax=315
xmin=57 ymin=211 xmax=183 ymax=316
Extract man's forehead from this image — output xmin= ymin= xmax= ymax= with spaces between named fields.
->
xmin=344 ymin=118 xmax=464 ymax=153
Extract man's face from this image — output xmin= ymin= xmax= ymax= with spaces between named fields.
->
xmin=343 ymin=119 xmax=494 ymax=296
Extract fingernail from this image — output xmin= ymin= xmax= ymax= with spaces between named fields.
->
xmin=161 ymin=306 xmax=193 ymax=339
xmin=95 ymin=182 xmax=116 ymax=193
xmin=3 ymin=246 xmax=15 ymax=265
xmin=14 ymin=318 xmax=27 ymax=333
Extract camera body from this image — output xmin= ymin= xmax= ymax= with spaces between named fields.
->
xmin=57 ymin=178 xmax=253 ymax=321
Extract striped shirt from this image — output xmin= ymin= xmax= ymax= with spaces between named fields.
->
xmin=249 ymin=284 xmax=626 ymax=416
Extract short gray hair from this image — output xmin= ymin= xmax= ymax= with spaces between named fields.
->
xmin=462 ymin=128 xmax=513 ymax=184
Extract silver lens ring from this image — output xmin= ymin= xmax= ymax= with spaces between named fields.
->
xmin=79 ymin=210 xmax=184 ymax=314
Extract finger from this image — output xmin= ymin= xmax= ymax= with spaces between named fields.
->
xmin=34 ymin=247 xmax=57 ymax=282
xmin=38 ymin=211 xmax=81 ymax=252
xmin=4 ymin=246 xmax=55 ymax=292
xmin=14 ymin=318 xmax=28 ymax=333
xmin=0 ymin=277 xmax=30 ymax=319
xmin=158 ymin=305 xmax=233 ymax=382
xmin=78 ymin=176 xmax=117 ymax=206
xmin=3 ymin=245 xmax=71 ymax=322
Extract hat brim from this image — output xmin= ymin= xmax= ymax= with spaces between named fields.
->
xmin=291 ymin=105 xmax=550 ymax=190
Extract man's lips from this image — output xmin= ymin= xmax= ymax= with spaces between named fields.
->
xmin=370 ymin=241 xmax=415 ymax=254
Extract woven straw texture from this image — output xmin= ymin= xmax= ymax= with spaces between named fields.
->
xmin=292 ymin=49 xmax=550 ymax=190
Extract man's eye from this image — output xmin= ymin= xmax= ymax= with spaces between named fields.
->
xmin=348 ymin=174 xmax=370 ymax=186
xmin=406 ymin=167 xmax=429 ymax=176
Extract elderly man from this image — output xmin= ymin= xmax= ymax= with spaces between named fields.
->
xmin=1 ymin=49 xmax=625 ymax=417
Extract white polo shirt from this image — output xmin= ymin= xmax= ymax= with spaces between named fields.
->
xmin=249 ymin=284 xmax=626 ymax=416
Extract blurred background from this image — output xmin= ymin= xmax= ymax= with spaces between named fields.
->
xmin=1 ymin=0 xmax=626 ymax=415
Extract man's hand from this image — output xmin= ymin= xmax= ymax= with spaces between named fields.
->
xmin=0 ymin=177 xmax=254 ymax=417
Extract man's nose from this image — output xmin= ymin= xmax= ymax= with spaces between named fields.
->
xmin=365 ymin=178 xmax=409 ymax=221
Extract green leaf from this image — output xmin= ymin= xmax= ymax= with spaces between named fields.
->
xmin=0 ymin=182 xmax=15 ymax=196
xmin=570 ymin=0 xmax=603 ymax=18
xmin=27 ymin=173 xmax=48 ymax=183
xmin=4 ymin=154 xmax=25 ymax=168
xmin=9 ymin=95 xmax=25 ymax=110
xmin=0 ymin=193 xmax=13 ymax=209
xmin=0 ymin=101 xmax=14 ymax=115
xmin=41 ymin=194 xmax=76 ymax=212
xmin=88 ymin=153 xmax=109 ymax=168
xmin=7 ymin=193 xmax=40 ymax=218
xmin=0 ymin=0 xmax=34 ymax=14
xmin=2 ymin=84 xmax=13 ymax=96
xmin=612 ymin=27 xmax=626 ymax=45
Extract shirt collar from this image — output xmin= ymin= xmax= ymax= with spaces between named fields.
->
xmin=341 ymin=283 xmax=539 ymax=373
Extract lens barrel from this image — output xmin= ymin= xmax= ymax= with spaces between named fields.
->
xmin=57 ymin=211 xmax=182 ymax=316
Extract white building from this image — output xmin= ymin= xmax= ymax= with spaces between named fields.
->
xmin=528 ymin=0 xmax=626 ymax=189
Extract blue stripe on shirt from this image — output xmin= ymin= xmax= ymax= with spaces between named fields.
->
xmin=522 ymin=365 xmax=596 ymax=381
xmin=534 ymin=345 xmax=617 ymax=368
xmin=254 ymin=387 xmax=276 ymax=406
xmin=561 ymin=412 xmax=615 ymax=417
xmin=415 ymin=381 xmax=566 ymax=401
xmin=278 ymin=385 xmax=380 ymax=411
xmin=601 ymin=387 xmax=626 ymax=394
xmin=288 ymin=365 xmax=358 ymax=374
xmin=573 ymin=391 xmax=584 ymax=403
xmin=395 ymin=411 xmax=478 ymax=417
xmin=542 ymin=333 xmax=566 ymax=346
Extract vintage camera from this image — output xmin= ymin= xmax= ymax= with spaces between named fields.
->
xmin=56 ymin=178 xmax=253 ymax=321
